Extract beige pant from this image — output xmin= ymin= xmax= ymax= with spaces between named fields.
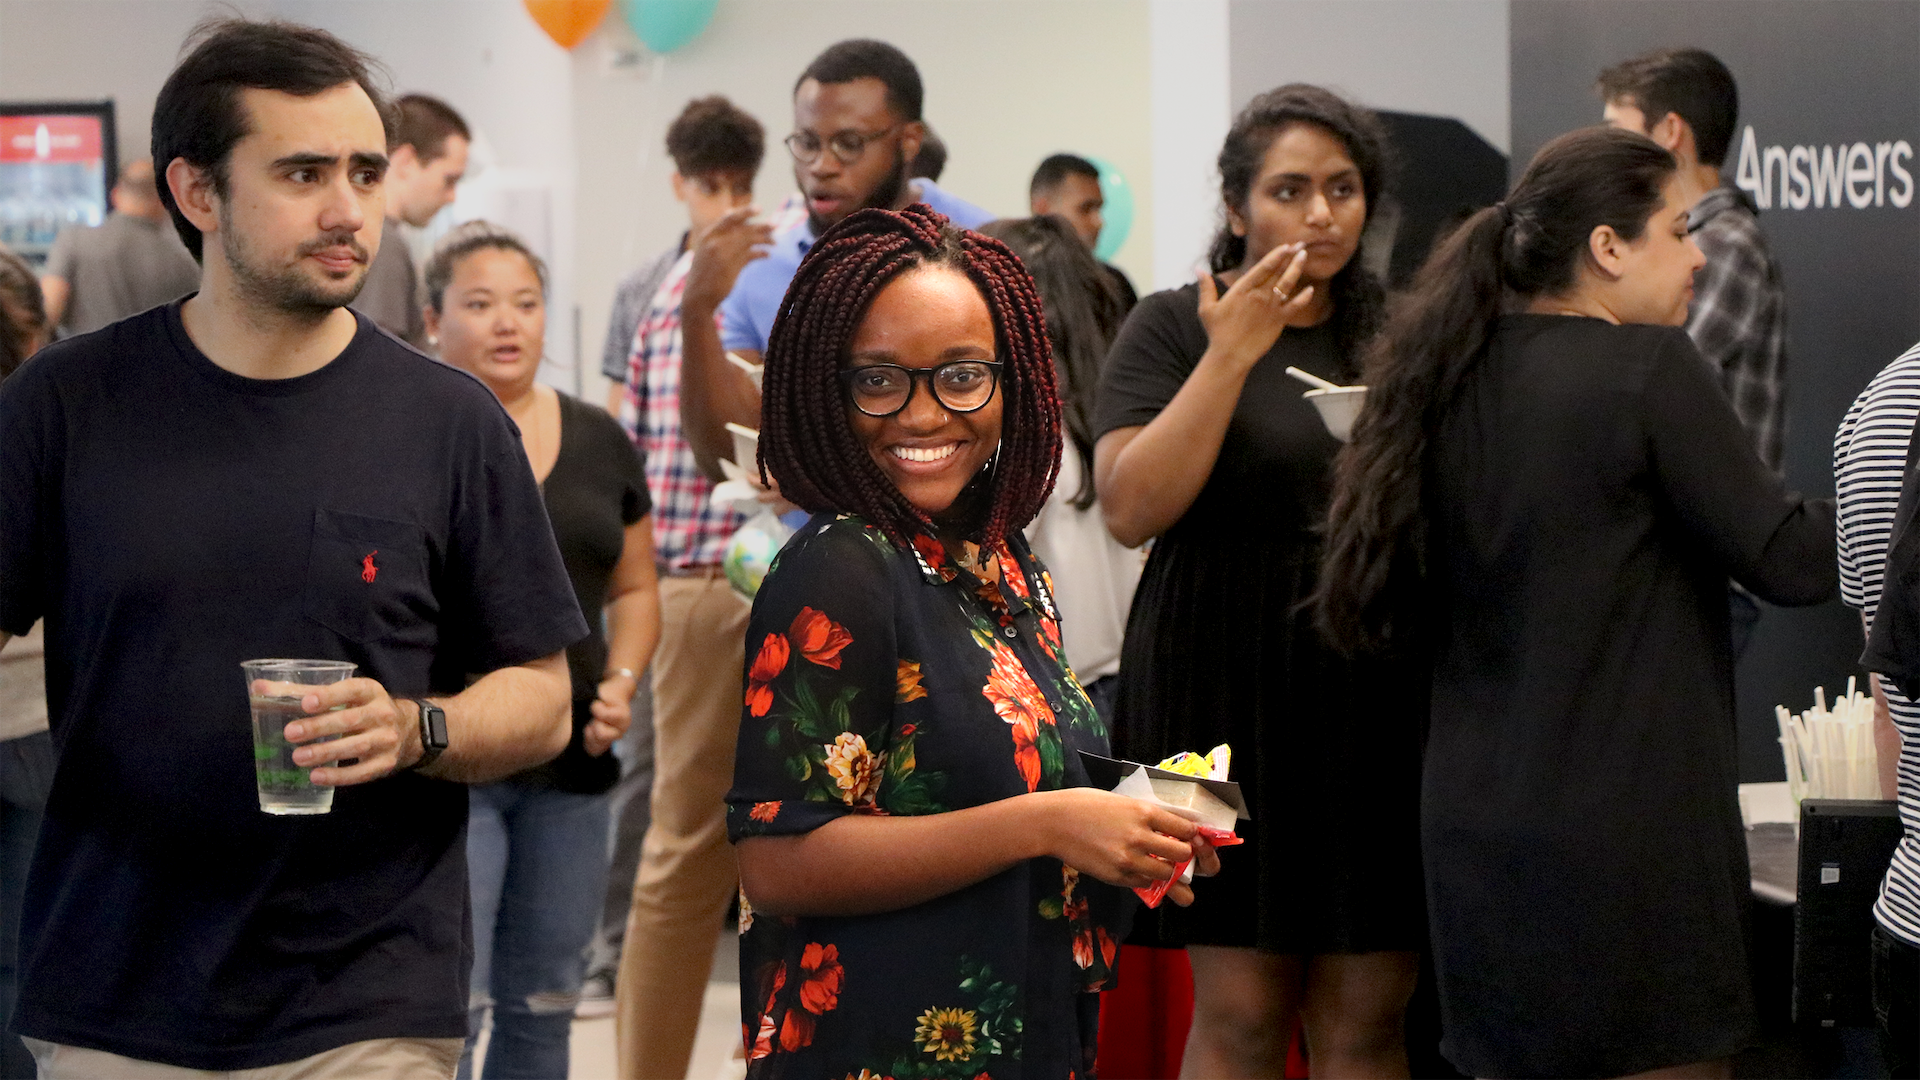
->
xmin=23 ymin=1036 xmax=462 ymax=1080
xmin=615 ymin=573 xmax=750 ymax=1080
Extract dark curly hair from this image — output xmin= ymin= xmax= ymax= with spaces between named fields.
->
xmin=1318 ymin=127 xmax=1676 ymax=655
xmin=665 ymin=95 xmax=764 ymax=178
xmin=1209 ymin=83 xmax=1392 ymax=368
xmin=759 ymin=203 xmax=1061 ymax=551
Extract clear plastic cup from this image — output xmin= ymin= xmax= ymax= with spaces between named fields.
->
xmin=241 ymin=659 xmax=356 ymax=815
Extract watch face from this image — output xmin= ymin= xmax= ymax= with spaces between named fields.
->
xmin=423 ymin=703 xmax=449 ymax=748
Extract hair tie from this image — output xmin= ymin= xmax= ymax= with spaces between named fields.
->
xmin=1494 ymin=201 xmax=1513 ymax=227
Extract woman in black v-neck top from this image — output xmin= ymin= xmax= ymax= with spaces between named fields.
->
xmin=1322 ymin=128 xmax=1834 ymax=1078
xmin=422 ymin=222 xmax=662 ymax=1080
xmin=1094 ymin=86 xmax=1425 ymax=1078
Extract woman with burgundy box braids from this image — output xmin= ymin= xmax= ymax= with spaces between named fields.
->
xmin=725 ymin=203 xmax=1217 ymax=1080
xmin=757 ymin=204 xmax=1058 ymax=547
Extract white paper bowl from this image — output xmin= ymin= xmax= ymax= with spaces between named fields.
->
xmin=1304 ymin=386 xmax=1367 ymax=443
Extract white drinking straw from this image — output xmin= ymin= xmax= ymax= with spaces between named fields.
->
xmin=1284 ymin=366 xmax=1342 ymax=392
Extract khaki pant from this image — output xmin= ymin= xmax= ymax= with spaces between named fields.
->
xmin=23 ymin=1036 xmax=462 ymax=1079
xmin=615 ymin=574 xmax=749 ymax=1079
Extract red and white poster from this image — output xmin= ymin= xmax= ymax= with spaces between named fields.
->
xmin=0 ymin=114 xmax=104 ymax=165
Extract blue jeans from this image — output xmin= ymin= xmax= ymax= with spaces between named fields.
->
xmin=0 ymin=732 xmax=53 ymax=1080
xmin=459 ymin=779 xmax=611 ymax=1080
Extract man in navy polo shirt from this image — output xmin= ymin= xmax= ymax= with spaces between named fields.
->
xmin=0 ymin=19 xmax=584 ymax=1078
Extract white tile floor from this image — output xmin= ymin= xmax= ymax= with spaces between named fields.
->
xmin=477 ymin=933 xmax=745 ymax=1080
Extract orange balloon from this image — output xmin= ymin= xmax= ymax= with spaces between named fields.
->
xmin=524 ymin=0 xmax=612 ymax=49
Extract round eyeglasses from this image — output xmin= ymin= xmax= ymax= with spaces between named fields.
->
xmin=785 ymin=125 xmax=901 ymax=166
xmin=838 ymin=360 xmax=1004 ymax=418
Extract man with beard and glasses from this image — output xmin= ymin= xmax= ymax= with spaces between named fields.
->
xmin=675 ymin=38 xmax=990 ymax=480
xmin=613 ymin=37 xmax=988 ymax=1080
xmin=0 ymin=18 xmax=587 ymax=1079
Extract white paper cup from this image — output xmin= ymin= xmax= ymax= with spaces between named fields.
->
xmin=1304 ymin=385 xmax=1367 ymax=443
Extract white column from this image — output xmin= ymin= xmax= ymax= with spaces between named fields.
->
xmin=1149 ymin=0 xmax=1231 ymax=292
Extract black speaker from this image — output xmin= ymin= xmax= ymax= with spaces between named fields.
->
xmin=1793 ymin=799 xmax=1902 ymax=1027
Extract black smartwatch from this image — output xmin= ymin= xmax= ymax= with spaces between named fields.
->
xmin=402 ymin=698 xmax=448 ymax=772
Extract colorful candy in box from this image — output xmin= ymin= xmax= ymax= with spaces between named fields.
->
xmin=1077 ymin=745 xmax=1249 ymax=908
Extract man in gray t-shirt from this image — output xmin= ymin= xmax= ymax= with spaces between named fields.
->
xmin=351 ymin=94 xmax=469 ymax=351
xmin=40 ymin=159 xmax=198 ymax=337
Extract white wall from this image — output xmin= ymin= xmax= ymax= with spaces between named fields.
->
xmin=0 ymin=0 xmax=229 ymax=162
xmin=571 ymin=0 xmax=1153 ymax=403
xmin=1227 ymin=0 xmax=1510 ymax=153
xmin=1149 ymin=0 xmax=1229 ymax=290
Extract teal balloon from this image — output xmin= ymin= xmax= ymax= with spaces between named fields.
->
xmin=622 ymin=0 xmax=717 ymax=53
xmin=1087 ymin=156 xmax=1134 ymax=262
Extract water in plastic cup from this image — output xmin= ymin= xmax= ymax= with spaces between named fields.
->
xmin=241 ymin=659 xmax=356 ymax=815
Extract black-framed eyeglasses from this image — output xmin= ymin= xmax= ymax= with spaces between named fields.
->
xmin=838 ymin=360 xmax=1004 ymax=418
xmin=785 ymin=125 xmax=901 ymax=166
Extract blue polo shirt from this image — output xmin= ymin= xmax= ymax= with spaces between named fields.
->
xmin=719 ymin=180 xmax=994 ymax=354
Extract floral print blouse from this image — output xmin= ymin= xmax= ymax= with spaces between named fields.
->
xmin=727 ymin=513 xmax=1134 ymax=1080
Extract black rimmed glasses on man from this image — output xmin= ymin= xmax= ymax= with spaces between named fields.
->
xmin=785 ymin=125 xmax=902 ymax=166
xmin=839 ymin=360 xmax=1003 ymax=418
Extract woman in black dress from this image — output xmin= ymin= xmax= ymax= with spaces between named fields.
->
xmin=422 ymin=222 xmax=663 ymax=1080
xmin=1320 ymin=128 xmax=1835 ymax=1078
xmin=1094 ymin=85 xmax=1425 ymax=1077
xmin=729 ymin=205 xmax=1218 ymax=1080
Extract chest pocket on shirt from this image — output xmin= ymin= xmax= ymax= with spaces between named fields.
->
xmin=302 ymin=509 xmax=437 ymax=643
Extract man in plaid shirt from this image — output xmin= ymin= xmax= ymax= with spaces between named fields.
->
xmin=1603 ymin=47 xmax=1789 ymax=655
xmin=602 ymin=98 xmax=783 ymax=1078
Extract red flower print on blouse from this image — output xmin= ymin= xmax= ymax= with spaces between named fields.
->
xmin=1007 ymin=714 xmax=1040 ymax=793
xmin=745 ymin=633 xmax=790 ymax=717
xmin=984 ymin=643 xmax=1051 ymax=792
xmin=983 ymin=643 xmax=1054 ymax=791
xmin=789 ymin=607 xmax=854 ymax=669
xmin=749 ymin=801 xmax=781 ymax=823
xmin=748 ymin=964 xmax=786 ymax=1060
xmin=779 ymin=941 xmax=844 ymax=1051
xmin=983 ymin=643 xmax=1054 ymax=729
xmin=913 ymin=534 xmax=949 ymax=571
xmin=1070 ymin=927 xmax=1119 ymax=990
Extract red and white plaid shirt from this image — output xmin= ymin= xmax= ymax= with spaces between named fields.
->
xmin=618 ymin=250 xmax=744 ymax=572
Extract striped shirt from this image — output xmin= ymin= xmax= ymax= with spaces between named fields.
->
xmin=618 ymin=250 xmax=743 ymax=572
xmin=1833 ymin=342 xmax=1920 ymax=948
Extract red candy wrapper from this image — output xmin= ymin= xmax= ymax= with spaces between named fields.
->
xmin=1134 ymin=825 xmax=1246 ymax=909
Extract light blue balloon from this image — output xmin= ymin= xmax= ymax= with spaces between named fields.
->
xmin=1086 ymin=156 xmax=1134 ymax=262
xmin=622 ymin=0 xmax=717 ymax=54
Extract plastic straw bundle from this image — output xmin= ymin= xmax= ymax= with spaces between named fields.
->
xmin=1776 ymin=678 xmax=1880 ymax=802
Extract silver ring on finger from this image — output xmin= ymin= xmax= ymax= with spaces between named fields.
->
xmin=1273 ymin=284 xmax=1289 ymax=302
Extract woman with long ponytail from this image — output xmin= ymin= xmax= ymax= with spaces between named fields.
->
xmin=1322 ymin=126 xmax=1835 ymax=1078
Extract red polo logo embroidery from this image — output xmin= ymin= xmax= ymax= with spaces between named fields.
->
xmin=361 ymin=551 xmax=378 ymax=583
